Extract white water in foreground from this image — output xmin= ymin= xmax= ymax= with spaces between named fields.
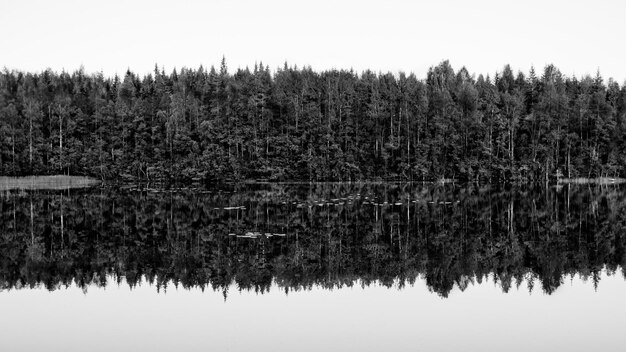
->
xmin=1 ymin=271 xmax=625 ymax=352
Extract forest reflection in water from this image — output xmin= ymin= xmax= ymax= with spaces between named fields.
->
xmin=1 ymin=182 xmax=625 ymax=297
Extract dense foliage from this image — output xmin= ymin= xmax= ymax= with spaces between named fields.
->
xmin=1 ymin=61 xmax=626 ymax=182
xmin=1 ymin=183 xmax=624 ymax=297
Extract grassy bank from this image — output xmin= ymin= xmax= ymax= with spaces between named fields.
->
xmin=0 ymin=176 xmax=100 ymax=191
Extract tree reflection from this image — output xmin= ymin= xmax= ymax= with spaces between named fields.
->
xmin=1 ymin=183 xmax=625 ymax=297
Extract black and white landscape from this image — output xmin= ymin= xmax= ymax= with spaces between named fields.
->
xmin=1 ymin=1 xmax=626 ymax=351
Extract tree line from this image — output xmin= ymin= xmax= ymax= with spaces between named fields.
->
xmin=1 ymin=183 xmax=623 ymax=297
xmin=1 ymin=60 xmax=626 ymax=182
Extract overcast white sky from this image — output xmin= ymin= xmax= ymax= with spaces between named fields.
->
xmin=1 ymin=0 xmax=624 ymax=81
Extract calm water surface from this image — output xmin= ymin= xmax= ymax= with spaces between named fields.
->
xmin=1 ymin=183 xmax=625 ymax=351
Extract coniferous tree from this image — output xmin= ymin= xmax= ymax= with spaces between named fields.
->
xmin=0 ymin=61 xmax=624 ymax=183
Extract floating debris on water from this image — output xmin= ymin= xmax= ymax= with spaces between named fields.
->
xmin=231 ymin=231 xmax=287 ymax=239
xmin=236 ymin=231 xmax=262 ymax=238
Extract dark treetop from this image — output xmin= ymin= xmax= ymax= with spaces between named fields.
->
xmin=1 ymin=61 xmax=626 ymax=182
xmin=1 ymin=183 xmax=624 ymax=298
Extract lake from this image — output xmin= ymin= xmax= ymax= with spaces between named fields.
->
xmin=1 ymin=182 xmax=625 ymax=351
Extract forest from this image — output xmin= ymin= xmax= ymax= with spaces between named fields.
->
xmin=1 ymin=183 xmax=624 ymax=297
xmin=1 ymin=60 xmax=626 ymax=182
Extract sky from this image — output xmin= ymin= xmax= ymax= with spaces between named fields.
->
xmin=1 ymin=0 xmax=624 ymax=82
